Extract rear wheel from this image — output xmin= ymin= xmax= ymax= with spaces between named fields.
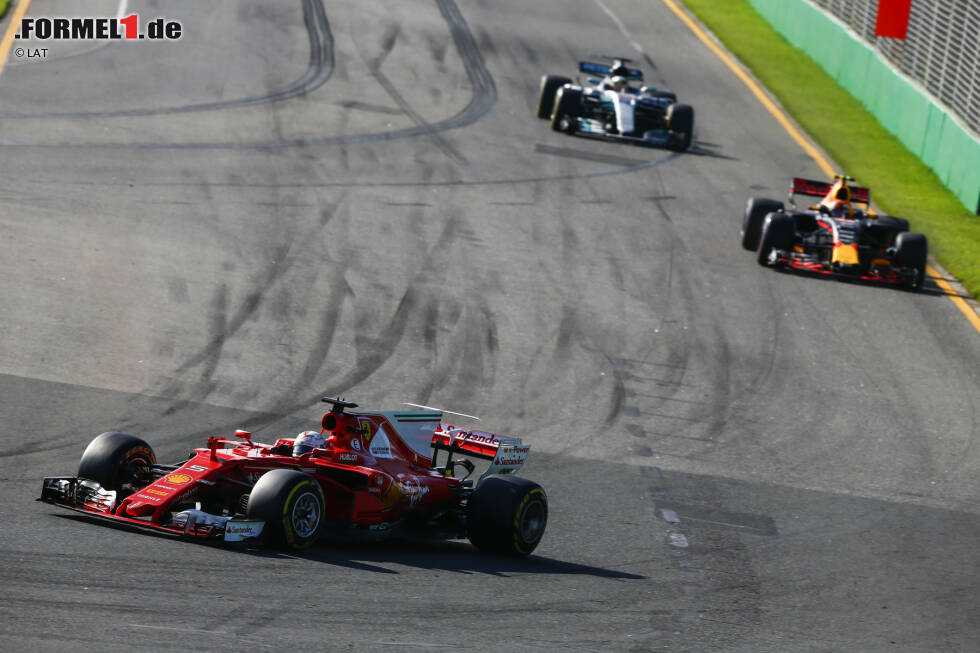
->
xmin=468 ymin=476 xmax=547 ymax=556
xmin=742 ymin=198 xmax=784 ymax=251
xmin=757 ymin=213 xmax=796 ymax=267
xmin=536 ymin=75 xmax=572 ymax=119
xmin=550 ymin=87 xmax=581 ymax=133
xmin=247 ymin=470 xmax=325 ymax=550
xmin=666 ymin=103 xmax=694 ymax=151
xmin=77 ymin=432 xmax=156 ymax=492
xmin=894 ymin=232 xmax=928 ymax=289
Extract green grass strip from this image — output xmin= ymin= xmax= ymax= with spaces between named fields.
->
xmin=681 ymin=0 xmax=980 ymax=299
xmin=0 ymin=1 xmax=11 ymax=20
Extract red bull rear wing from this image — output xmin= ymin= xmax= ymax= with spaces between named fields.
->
xmin=791 ymin=177 xmax=870 ymax=205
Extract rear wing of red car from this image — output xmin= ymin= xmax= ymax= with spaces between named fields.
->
xmin=791 ymin=177 xmax=870 ymax=205
xmin=431 ymin=425 xmax=530 ymax=478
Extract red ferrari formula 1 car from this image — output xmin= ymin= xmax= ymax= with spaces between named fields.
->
xmin=741 ymin=175 xmax=928 ymax=289
xmin=39 ymin=397 xmax=548 ymax=555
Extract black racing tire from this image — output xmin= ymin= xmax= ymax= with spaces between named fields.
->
xmin=77 ymin=432 xmax=156 ymax=491
xmin=536 ymin=75 xmax=572 ymax=119
xmin=757 ymin=212 xmax=796 ymax=267
xmin=550 ymin=87 xmax=581 ymax=133
xmin=742 ymin=198 xmax=784 ymax=251
xmin=468 ymin=475 xmax=548 ymax=556
xmin=875 ymin=215 xmax=910 ymax=233
xmin=247 ymin=469 xmax=325 ymax=550
xmin=894 ymin=231 xmax=928 ymax=289
xmin=666 ymin=103 xmax=694 ymax=151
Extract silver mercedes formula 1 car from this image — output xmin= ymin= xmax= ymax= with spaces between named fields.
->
xmin=536 ymin=56 xmax=695 ymax=151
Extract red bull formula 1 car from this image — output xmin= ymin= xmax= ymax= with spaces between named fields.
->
xmin=39 ymin=397 xmax=548 ymax=555
xmin=536 ymin=56 xmax=695 ymax=151
xmin=741 ymin=175 xmax=928 ymax=289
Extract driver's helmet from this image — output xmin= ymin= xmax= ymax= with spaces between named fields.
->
xmin=821 ymin=187 xmax=852 ymax=217
xmin=609 ymin=75 xmax=628 ymax=92
xmin=293 ymin=430 xmax=326 ymax=456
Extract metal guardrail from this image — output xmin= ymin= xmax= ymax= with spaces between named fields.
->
xmin=811 ymin=0 xmax=980 ymax=138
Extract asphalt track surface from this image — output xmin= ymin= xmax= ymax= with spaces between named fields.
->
xmin=1 ymin=1 xmax=978 ymax=651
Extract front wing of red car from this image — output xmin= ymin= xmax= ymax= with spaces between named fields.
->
xmin=39 ymin=476 xmax=266 ymax=544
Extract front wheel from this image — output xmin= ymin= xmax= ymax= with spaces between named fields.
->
xmin=247 ymin=470 xmax=325 ymax=550
xmin=550 ymin=87 xmax=581 ymax=134
xmin=468 ymin=476 xmax=547 ymax=556
xmin=757 ymin=213 xmax=796 ymax=267
xmin=536 ymin=75 xmax=572 ymax=119
xmin=77 ymin=432 xmax=156 ymax=492
xmin=894 ymin=231 xmax=928 ymax=289
xmin=666 ymin=103 xmax=694 ymax=151
xmin=742 ymin=198 xmax=784 ymax=251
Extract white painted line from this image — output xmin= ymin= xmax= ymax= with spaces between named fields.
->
xmin=660 ymin=508 xmax=680 ymax=523
xmin=594 ymin=0 xmax=645 ymax=55
xmin=668 ymin=532 xmax=689 ymax=548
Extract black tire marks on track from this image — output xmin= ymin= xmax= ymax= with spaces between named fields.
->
xmin=3 ymin=0 xmax=496 ymax=151
xmin=0 ymin=0 xmax=334 ymax=120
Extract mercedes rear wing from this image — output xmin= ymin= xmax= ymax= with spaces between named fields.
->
xmin=579 ymin=60 xmax=643 ymax=82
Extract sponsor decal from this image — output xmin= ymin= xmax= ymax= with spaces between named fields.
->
xmin=15 ymin=15 xmax=183 ymax=41
xmin=458 ymin=430 xmax=500 ymax=445
xmin=223 ymin=521 xmax=264 ymax=542
xmin=243 ymin=468 xmax=276 ymax=483
xmin=397 ymin=479 xmax=430 ymax=507
xmin=166 ymin=473 xmax=192 ymax=484
xmin=136 ymin=493 xmax=162 ymax=502
xmin=357 ymin=420 xmax=374 ymax=443
xmin=145 ymin=488 xmax=169 ymax=497
xmin=337 ymin=452 xmax=359 ymax=463
xmin=175 ymin=487 xmax=198 ymax=503
xmin=494 ymin=445 xmax=530 ymax=467
xmin=350 ymin=438 xmax=361 ymax=451
xmin=154 ymin=484 xmax=176 ymax=491
xmin=369 ymin=426 xmax=393 ymax=459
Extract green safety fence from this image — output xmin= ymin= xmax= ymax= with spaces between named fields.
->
xmin=748 ymin=0 xmax=980 ymax=214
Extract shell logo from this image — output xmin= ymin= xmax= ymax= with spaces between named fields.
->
xmin=166 ymin=473 xmax=192 ymax=484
